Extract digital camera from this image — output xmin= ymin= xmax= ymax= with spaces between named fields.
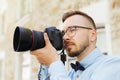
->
xmin=13 ymin=26 xmax=63 ymax=52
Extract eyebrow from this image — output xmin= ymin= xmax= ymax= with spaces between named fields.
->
xmin=61 ymin=25 xmax=93 ymax=33
xmin=67 ymin=25 xmax=93 ymax=30
xmin=72 ymin=25 xmax=93 ymax=30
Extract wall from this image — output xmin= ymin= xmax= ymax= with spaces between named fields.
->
xmin=0 ymin=0 xmax=120 ymax=80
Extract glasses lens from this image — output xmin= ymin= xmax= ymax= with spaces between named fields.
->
xmin=66 ymin=26 xmax=76 ymax=37
xmin=63 ymin=25 xmax=93 ymax=37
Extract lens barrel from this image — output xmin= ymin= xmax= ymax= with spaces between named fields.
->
xmin=13 ymin=26 xmax=63 ymax=52
xmin=13 ymin=27 xmax=33 ymax=51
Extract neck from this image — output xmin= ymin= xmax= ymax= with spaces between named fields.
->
xmin=77 ymin=44 xmax=96 ymax=61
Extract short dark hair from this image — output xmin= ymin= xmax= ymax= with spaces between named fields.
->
xmin=62 ymin=10 xmax=96 ymax=29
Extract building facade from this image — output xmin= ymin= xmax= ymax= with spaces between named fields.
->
xmin=0 ymin=0 xmax=120 ymax=80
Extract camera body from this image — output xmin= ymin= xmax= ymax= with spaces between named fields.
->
xmin=13 ymin=26 xmax=63 ymax=52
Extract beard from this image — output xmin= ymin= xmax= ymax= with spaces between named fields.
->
xmin=66 ymin=40 xmax=89 ymax=57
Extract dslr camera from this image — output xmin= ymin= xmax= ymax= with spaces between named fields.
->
xmin=13 ymin=26 xmax=63 ymax=52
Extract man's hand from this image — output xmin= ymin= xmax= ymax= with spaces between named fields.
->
xmin=30 ymin=33 xmax=60 ymax=66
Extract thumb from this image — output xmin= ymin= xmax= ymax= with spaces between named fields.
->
xmin=44 ymin=33 xmax=52 ymax=46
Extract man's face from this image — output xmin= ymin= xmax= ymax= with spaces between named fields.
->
xmin=62 ymin=15 xmax=94 ymax=57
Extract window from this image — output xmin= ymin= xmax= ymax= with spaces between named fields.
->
xmin=96 ymin=24 xmax=112 ymax=55
xmin=22 ymin=52 xmax=31 ymax=80
xmin=21 ymin=0 xmax=32 ymax=16
xmin=14 ymin=52 xmax=31 ymax=80
xmin=17 ymin=0 xmax=32 ymax=19
xmin=0 ymin=51 xmax=5 ymax=80
xmin=96 ymin=26 xmax=108 ymax=54
xmin=0 ymin=14 xmax=5 ymax=37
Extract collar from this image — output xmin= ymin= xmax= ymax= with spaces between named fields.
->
xmin=79 ymin=48 xmax=105 ymax=69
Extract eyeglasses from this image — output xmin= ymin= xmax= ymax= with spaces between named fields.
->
xmin=62 ymin=25 xmax=93 ymax=37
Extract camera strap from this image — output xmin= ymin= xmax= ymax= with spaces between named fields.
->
xmin=60 ymin=49 xmax=66 ymax=65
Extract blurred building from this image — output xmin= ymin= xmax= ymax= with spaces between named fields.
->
xmin=0 ymin=0 xmax=120 ymax=80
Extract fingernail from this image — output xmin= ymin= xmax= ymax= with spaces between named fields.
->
xmin=44 ymin=33 xmax=47 ymax=36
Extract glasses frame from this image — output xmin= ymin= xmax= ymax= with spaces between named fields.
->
xmin=62 ymin=25 xmax=93 ymax=37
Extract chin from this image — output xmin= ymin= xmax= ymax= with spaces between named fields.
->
xmin=67 ymin=50 xmax=76 ymax=57
xmin=67 ymin=49 xmax=81 ymax=57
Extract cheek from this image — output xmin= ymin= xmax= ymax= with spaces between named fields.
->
xmin=75 ymin=33 xmax=89 ymax=46
xmin=72 ymin=31 xmax=90 ymax=46
xmin=72 ymin=36 xmax=82 ymax=50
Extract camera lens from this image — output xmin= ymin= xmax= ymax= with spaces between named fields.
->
xmin=13 ymin=27 xmax=33 ymax=51
xmin=13 ymin=26 xmax=63 ymax=52
xmin=13 ymin=26 xmax=45 ymax=51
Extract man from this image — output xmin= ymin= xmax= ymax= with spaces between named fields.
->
xmin=30 ymin=11 xmax=120 ymax=80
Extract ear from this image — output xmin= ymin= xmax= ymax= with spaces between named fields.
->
xmin=89 ymin=29 xmax=97 ymax=42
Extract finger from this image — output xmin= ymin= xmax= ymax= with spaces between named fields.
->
xmin=44 ymin=33 xmax=52 ymax=46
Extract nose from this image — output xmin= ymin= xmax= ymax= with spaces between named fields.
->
xmin=63 ymin=33 xmax=70 ymax=41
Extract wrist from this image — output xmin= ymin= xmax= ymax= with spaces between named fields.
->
xmin=48 ymin=58 xmax=60 ymax=66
